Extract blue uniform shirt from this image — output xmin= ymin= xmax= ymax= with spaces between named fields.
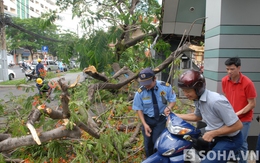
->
xmin=132 ymin=80 xmax=176 ymax=117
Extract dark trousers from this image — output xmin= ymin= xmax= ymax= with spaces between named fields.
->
xmin=201 ymin=131 xmax=243 ymax=163
xmin=256 ymin=133 xmax=260 ymax=163
xmin=36 ymin=84 xmax=51 ymax=96
xmin=142 ymin=115 xmax=166 ymax=157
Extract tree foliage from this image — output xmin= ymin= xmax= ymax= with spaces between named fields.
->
xmin=6 ymin=17 xmax=55 ymax=58
xmin=53 ymin=0 xmax=162 ymax=71
xmin=5 ymin=15 xmax=79 ymax=62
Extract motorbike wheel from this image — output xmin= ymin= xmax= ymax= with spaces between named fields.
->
xmin=9 ymin=74 xmax=14 ymax=80
xmin=25 ymin=76 xmax=31 ymax=82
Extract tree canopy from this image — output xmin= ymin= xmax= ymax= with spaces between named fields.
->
xmin=53 ymin=0 xmax=162 ymax=71
xmin=5 ymin=15 xmax=79 ymax=63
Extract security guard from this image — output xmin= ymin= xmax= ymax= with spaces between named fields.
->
xmin=132 ymin=67 xmax=176 ymax=158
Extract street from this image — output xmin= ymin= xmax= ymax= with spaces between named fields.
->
xmin=9 ymin=64 xmax=26 ymax=79
xmin=2 ymin=65 xmax=36 ymax=101
xmin=1 ymin=66 xmax=85 ymax=102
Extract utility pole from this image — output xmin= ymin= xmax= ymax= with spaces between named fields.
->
xmin=0 ymin=0 xmax=8 ymax=81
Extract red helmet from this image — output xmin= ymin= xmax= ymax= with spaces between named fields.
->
xmin=178 ymin=69 xmax=206 ymax=96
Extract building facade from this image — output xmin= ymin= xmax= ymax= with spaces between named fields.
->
xmin=204 ymin=0 xmax=260 ymax=150
xmin=4 ymin=0 xmax=56 ymax=18
xmin=162 ymin=0 xmax=260 ymax=150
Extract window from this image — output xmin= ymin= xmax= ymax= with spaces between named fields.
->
xmin=49 ymin=61 xmax=55 ymax=65
xmin=30 ymin=7 xmax=34 ymax=11
xmin=22 ymin=57 xmax=29 ymax=61
xmin=32 ymin=61 xmax=38 ymax=65
xmin=10 ymin=8 xmax=16 ymax=13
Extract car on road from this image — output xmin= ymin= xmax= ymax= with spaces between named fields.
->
xmin=31 ymin=60 xmax=59 ymax=72
xmin=8 ymin=69 xmax=16 ymax=80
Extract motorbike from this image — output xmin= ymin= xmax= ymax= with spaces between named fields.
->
xmin=142 ymin=112 xmax=237 ymax=163
xmin=21 ymin=65 xmax=28 ymax=73
xmin=24 ymin=66 xmax=38 ymax=82
xmin=8 ymin=63 xmax=15 ymax=68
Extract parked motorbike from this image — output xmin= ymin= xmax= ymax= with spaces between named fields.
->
xmin=142 ymin=112 xmax=237 ymax=163
xmin=8 ymin=63 xmax=15 ymax=68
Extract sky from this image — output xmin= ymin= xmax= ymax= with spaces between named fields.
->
xmin=55 ymin=9 xmax=83 ymax=36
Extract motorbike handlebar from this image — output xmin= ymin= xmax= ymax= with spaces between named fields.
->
xmin=191 ymin=137 xmax=215 ymax=144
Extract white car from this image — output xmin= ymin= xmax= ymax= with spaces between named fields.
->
xmin=31 ymin=60 xmax=47 ymax=71
xmin=8 ymin=69 xmax=16 ymax=80
xmin=31 ymin=60 xmax=58 ymax=72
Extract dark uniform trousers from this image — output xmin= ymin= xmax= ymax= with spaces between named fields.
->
xmin=142 ymin=114 xmax=166 ymax=157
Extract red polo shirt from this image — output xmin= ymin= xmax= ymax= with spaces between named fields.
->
xmin=222 ymin=73 xmax=257 ymax=122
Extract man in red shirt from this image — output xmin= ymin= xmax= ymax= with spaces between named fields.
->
xmin=222 ymin=57 xmax=257 ymax=163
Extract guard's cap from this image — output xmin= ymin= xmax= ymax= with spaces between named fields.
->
xmin=138 ymin=68 xmax=155 ymax=86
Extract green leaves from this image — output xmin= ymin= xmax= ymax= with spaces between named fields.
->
xmin=5 ymin=15 xmax=78 ymax=61
xmin=76 ymin=30 xmax=115 ymax=72
xmin=51 ymin=0 xmax=163 ymax=71
xmin=95 ymin=129 xmax=130 ymax=161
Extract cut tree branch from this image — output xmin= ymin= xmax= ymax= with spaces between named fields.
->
xmin=0 ymin=126 xmax=82 ymax=152
xmin=85 ymin=42 xmax=194 ymax=101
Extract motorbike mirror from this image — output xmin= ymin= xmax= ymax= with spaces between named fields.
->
xmin=197 ymin=121 xmax=207 ymax=129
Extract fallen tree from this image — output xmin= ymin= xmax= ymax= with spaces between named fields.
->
xmin=0 ymin=42 xmax=196 ymax=162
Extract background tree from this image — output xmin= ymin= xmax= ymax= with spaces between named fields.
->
xmin=5 ymin=16 xmax=67 ymax=60
xmin=53 ymin=0 xmax=162 ymax=71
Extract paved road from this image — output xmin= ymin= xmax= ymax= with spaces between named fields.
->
xmin=8 ymin=65 xmax=26 ymax=79
xmin=0 ymin=71 xmax=85 ymax=102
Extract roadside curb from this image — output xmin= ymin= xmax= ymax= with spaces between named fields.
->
xmin=0 ymin=82 xmax=36 ymax=88
xmin=0 ymin=85 xmax=17 ymax=88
